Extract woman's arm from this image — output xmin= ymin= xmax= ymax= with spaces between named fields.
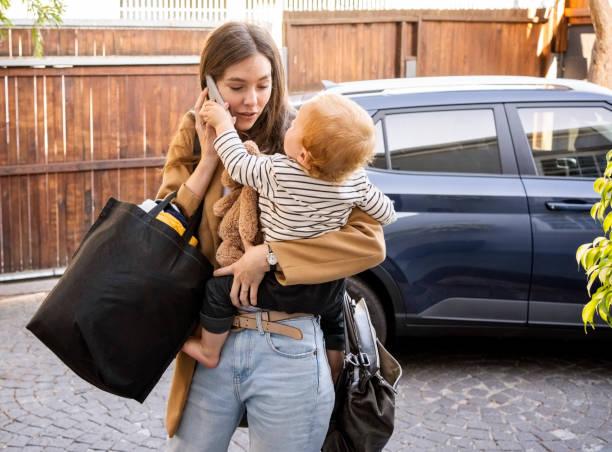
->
xmin=157 ymin=90 xmax=220 ymax=219
xmin=214 ymin=207 xmax=385 ymax=305
xmin=271 ymin=207 xmax=385 ymax=285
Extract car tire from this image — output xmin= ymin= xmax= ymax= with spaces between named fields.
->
xmin=346 ymin=277 xmax=388 ymax=345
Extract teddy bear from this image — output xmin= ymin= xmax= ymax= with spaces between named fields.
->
xmin=213 ymin=140 xmax=264 ymax=267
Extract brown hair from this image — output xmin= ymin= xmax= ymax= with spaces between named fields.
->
xmin=166 ymin=22 xmax=292 ymax=170
xmin=301 ymin=92 xmax=375 ymax=183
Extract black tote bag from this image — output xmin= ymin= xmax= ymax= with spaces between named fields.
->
xmin=323 ymin=293 xmax=402 ymax=452
xmin=26 ymin=191 xmax=213 ymax=403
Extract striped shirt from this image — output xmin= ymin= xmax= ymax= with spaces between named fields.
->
xmin=214 ymin=130 xmax=396 ymax=242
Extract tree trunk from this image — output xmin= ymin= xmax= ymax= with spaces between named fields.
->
xmin=588 ymin=0 xmax=612 ymax=89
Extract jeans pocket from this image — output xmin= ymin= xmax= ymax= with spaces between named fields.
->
xmin=265 ymin=319 xmax=317 ymax=359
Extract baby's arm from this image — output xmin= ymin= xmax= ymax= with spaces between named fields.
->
xmin=212 ymin=130 xmax=272 ymax=192
xmin=200 ymin=100 xmax=272 ymax=192
xmin=356 ymin=175 xmax=397 ymax=226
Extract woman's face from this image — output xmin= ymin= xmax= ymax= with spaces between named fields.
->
xmin=217 ymin=53 xmax=273 ymax=132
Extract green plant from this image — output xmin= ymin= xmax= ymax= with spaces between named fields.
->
xmin=576 ymin=149 xmax=612 ymax=331
xmin=0 ymin=0 xmax=64 ymax=57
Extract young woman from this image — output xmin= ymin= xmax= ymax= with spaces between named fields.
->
xmin=158 ymin=22 xmax=385 ymax=452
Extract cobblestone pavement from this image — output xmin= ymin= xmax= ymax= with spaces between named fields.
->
xmin=2 ymin=293 xmax=612 ymax=451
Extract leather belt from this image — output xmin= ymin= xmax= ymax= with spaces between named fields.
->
xmin=231 ymin=311 xmax=312 ymax=340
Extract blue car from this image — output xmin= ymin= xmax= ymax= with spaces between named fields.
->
xmin=318 ymin=76 xmax=612 ymax=343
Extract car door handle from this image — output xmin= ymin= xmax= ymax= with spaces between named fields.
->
xmin=545 ymin=201 xmax=594 ymax=212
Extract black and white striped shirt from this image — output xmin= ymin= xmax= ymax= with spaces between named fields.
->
xmin=214 ymin=130 xmax=396 ymax=242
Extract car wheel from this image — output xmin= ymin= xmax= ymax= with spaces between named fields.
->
xmin=346 ymin=277 xmax=388 ymax=345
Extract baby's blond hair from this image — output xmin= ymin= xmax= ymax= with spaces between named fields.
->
xmin=301 ymin=92 xmax=375 ymax=183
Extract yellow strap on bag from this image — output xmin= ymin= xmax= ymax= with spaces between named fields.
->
xmin=155 ymin=211 xmax=198 ymax=247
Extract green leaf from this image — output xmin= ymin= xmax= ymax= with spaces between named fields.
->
xmin=594 ymin=237 xmax=607 ymax=247
xmin=599 ymin=202 xmax=607 ymax=222
xmin=591 ymin=202 xmax=601 ymax=220
xmin=585 ymin=248 xmax=601 ymax=270
xmin=594 ymin=177 xmax=606 ymax=194
xmin=598 ymin=302 xmax=609 ymax=323
xmin=583 ymin=298 xmax=598 ymax=332
xmin=587 ymin=269 xmax=600 ymax=295
xmin=586 ymin=264 xmax=599 ymax=277
xmin=599 ymin=267 xmax=611 ymax=284
xmin=576 ymin=243 xmax=592 ymax=267
xmin=604 ymin=213 xmax=612 ymax=233
xmin=603 ymin=181 xmax=611 ymax=201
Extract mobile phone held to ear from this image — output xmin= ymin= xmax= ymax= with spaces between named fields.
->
xmin=205 ymin=75 xmax=225 ymax=105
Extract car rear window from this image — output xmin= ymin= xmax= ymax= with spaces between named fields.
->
xmin=381 ymin=109 xmax=502 ymax=174
xmin=518 ymin=106 xmax=612 ymax=178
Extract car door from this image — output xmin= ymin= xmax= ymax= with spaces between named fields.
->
xmin=506 ymin=102 xmax=612 ymax=326
xmin=368 ymin=103 xmax=532 ymax=327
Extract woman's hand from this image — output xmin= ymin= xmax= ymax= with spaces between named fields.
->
xmin=213 ymin=244 xmax=269 ymax=307
xmin=193 ymin=89 xmax=218 ymax=163
xmin=184 ymin=90 xmax=220 ymax=199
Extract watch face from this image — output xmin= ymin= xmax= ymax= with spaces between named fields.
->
xmin=268 ymin=252 xmax=278 ymax=266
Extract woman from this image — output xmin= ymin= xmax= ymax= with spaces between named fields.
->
xmin=158 ymin=22 xmax=385 ymax=451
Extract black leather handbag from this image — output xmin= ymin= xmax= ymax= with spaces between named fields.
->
xmin=26 ymin=191 xmax=212 ymax=403
xmin=323 ymin=293 xmax=402 ymax=452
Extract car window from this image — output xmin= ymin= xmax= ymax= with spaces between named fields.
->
xmin=517 ymin=106 xmax=612 ymax=178
xmin=371 ymin=120 xmax=387 ymax=169
xmin=384 ymin=109 xmax=502 ymax=174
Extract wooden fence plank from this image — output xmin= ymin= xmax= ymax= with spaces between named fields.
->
xmin=7 ymin=77 xmax=18 ymax=165
xmin=0 ymin=178 xmax=11 ymax=272
xmin=0 ymin=76 xmax=7 ymax=166
xmin=93 ymin=170 xmax=118 ymax=219
xmin=17 ymin=76 xmax=37 ymax=164
xmin=55 ymin=173 xmax=68 ymax=266
xmin=30 ymin=174 xmax=52 ymax=268
xmin=8 ymin=176 xmax=23 ymax=271
xmin=47 ymin=172 xmax=60 ymax=267
xmin=46 ymin=75 xmax=64 ymax=163
xmin=119 ymin=168 xmax=145 ymax=204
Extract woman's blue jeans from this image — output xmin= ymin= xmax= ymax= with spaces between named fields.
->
xmin=166 ymin=314 xmax=335 ymax=452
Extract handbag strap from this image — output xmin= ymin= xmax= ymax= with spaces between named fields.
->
xmin=183 ymin=129 xmax=204 ymax=241
xmin=342 ymin=292 xmax=371 ymax=369
xmin=149 ymin=191 xmax=178 ymax=218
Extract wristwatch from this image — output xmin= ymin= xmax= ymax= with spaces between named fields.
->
xmin=266 ymin=243 xmax=278 ymax=272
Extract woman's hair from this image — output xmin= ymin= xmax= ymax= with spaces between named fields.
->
xmin=301 ymin=92 xmax=375 ymax=183
xmin=200 ymin=22 xmax=292 ymax=155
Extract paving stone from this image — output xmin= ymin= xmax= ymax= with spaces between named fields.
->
xmin=496 ymin=440 xmax=524 ymax=451
xmin=6 ymin=434 xmax=30 ymax=447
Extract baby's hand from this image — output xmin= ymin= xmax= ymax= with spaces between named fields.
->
xmin=201 ymin=101 xmax=235 ymax=135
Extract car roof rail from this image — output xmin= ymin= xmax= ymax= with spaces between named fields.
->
xmin=320 ymin=76 xmax=612 ymax=97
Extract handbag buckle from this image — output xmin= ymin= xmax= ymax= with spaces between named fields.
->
xmin=358 ymin=352 xmax=371 ymax=367
xmin=346 ymin=352 xmax=371 ymax=368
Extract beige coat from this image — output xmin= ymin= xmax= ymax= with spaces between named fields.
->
xmin=156 ymin=113 xmax=386 ymax=437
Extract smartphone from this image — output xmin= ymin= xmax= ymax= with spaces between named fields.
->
xmin=205 ymin=75 xmax=225 ymax=105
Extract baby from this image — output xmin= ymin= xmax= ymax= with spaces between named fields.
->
xmin=182 ymin=92 xmax=396 ymax=368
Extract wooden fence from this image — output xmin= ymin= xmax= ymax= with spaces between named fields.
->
xmin=283 ymin=8 xmax=566 ymax=92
